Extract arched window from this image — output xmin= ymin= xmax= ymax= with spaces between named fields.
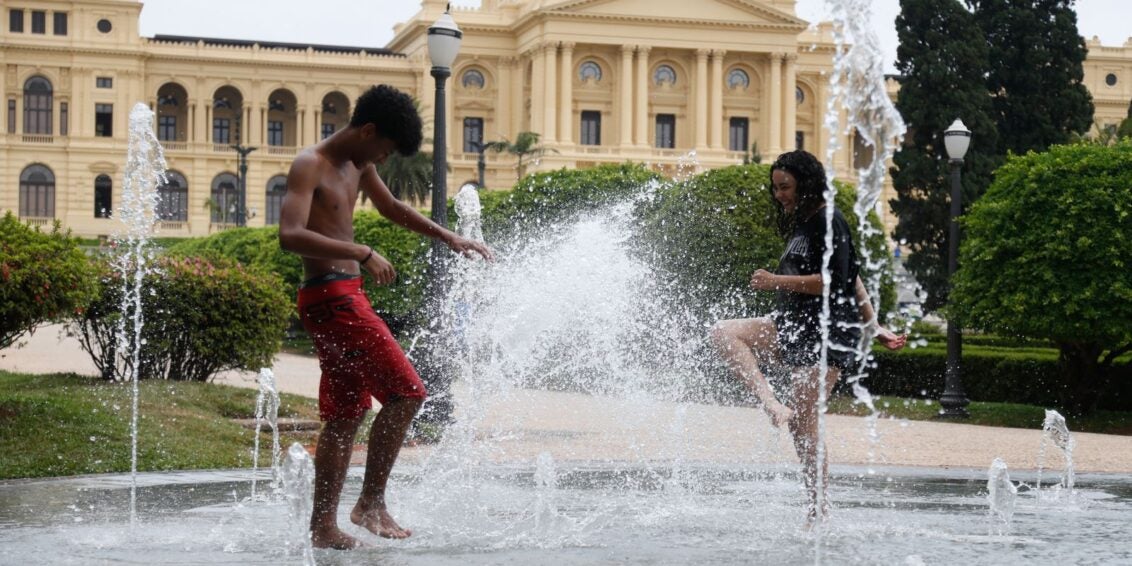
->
xmin=211 ymin=173 xmax=239 ymax=223
xmin=796 ymin=86 xmax=805 ymax=104
xmin=653 ymin=64 xmax=677 ymax=87
xmin=265 ymin=175 xmax=287 ymax=225
xmin=23 ymin=77 xmax=53 ymax=135
xmin=727 ymin=68 xmax=750 ymax=90
xmin=19 ymin=164 xmax=55 ymax=218
xmin=579 ymin=61 xmax=603 ymax=82
xmin=157 ymin=171 xmax=189 ymax=222
xmin=94 ymin=174 xmax=112 ymax=218
xmin=462 ymin=69 xmax=485 ymax=89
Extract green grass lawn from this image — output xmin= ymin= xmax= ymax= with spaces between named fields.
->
xmin=0 ymin=371 xmax=319 ymax=480
xmin=827 ymin=394 xmax=1132 ymax=435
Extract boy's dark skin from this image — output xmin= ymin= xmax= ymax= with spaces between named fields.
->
xmin=279 ymin=116 xmax=492 ymax=550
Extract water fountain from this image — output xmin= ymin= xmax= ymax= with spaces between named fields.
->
xmin=3 ymin=3 xmax=1132 ymax=564
xmin=1037 ymin=409 xmax=1076 ymax=495
xmin=114 ymin=102 xmax=167 ymax=527
xmin=281 ymin=443 xmax=316 ymax=565
xmin=250 ymin=368 xmax=282 ymax=501
xmin=986 ymin=458 xmax=1018 ymax=527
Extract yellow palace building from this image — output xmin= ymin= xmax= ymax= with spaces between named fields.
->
xmin=1 ymin=0 xmax=1128 ymax=239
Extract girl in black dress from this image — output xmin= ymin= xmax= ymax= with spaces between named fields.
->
xmin=710 ymin=150 xmax=906 ymax=524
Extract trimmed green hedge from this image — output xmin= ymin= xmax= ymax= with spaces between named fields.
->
xmin=70 ymin=255 xmax=291 ymax=382
xmin=165 ymin=213 xmax=430 ymax=334
xmin=0 ymin=213 xmax=97 ymax=349
xmin=865 ymin=345 xmax=1132 ymax=411
xmin=479 ymin=163 xmax=662 ymax=242
xmin=634 ymin=164 xmax=896 ymax=320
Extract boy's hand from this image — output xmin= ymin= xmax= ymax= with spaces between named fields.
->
xmin=362 ymin=251 xmax=397 ymax=286
xmin=448 ymin=235 xmax=495 ymax=262
xmin=875 ymin=326 xmax=907 ymax=350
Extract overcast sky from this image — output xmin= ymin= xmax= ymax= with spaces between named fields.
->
xmin=137 ymin=0 xmax=1129 ymax=74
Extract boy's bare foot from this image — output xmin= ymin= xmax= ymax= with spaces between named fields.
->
xmin=765 ymin=402 xmax=795 ymax=429
xmin=351 ymin=504 xmax=412 ymax=539
xmin=310 ymin=526 xmax=363 ymax=550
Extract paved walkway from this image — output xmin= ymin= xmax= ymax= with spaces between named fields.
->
xmin=5 ymin=325 xmax=1132 ymax=473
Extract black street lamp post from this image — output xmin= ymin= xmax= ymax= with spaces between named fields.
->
xmin=939 ymin=118 xmax=971 ymax=418
xmin=426 ymin=5 xmax=462 ymax=280
xmin=231 ymin=144 xmax=257 ymax=227
xmin=416 ymin=5 xmax=463 ymax=428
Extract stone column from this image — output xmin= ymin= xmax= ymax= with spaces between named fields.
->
xmin=530 ymin=45 xmax=546 ymax=143
xmin=510 ymin=57 xmax=524 ymax=137
xmin=767 ymin=52 xmax=784 ymax=155
xmin=634 ymin=45 xmax=650 ymax=147
xmin=543 ymin=42 xmax=558 ymax=142
xmin=188 ymin=100 xmax=197 ymax=142
xmin=204 ymin=102 xmax=212 ymax=144
xmin=783 ymin=53 xmax=797 ymax=152
xmin=558 ymin=42 xmax=574 ymax=145
xmin=498 ymin=56 xmax=514 ymax=139
xmin=695 ymin=48 xmax=709 ymax=150
xmin=250 ymin=102 xmax=263 ymax=146
xmin=816 ymin=74 xmax=829 ymax=164
xmin=307 ymin=103 xmax=319 ymax=145
xmin=619 ymin=44 xmax=634 ymax=147
xmin=710 ymin=50 xmax=725 ymax=149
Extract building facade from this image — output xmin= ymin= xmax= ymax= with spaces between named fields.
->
xmin=1 ymin=0 xmax=1128 ymax=239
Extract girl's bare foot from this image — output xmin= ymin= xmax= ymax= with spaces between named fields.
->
xmin=350 ymin=504 xmax=413 ymax=539
xmin=765 ymin=402 xmax=795 ymax=429
xmin=310 ymin=526 xmax=363 ymax=549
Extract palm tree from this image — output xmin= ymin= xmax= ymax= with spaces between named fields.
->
xmin=376 ymin=150 xmax=432 ymax=204
xmin=483 ymin=131 xmax=557 ymax=181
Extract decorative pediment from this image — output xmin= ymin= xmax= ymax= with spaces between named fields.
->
xmin=543 ymin=0 xmax=806 ymax=27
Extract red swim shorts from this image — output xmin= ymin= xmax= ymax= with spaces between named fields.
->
xmin=297 ymin=275 xmax=426 ymax=421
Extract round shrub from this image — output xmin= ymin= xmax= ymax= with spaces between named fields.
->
xmin=0 ymin=213 xmax=97 ymax=348
xmin=952 ymin=141 xmax=1132 ymax=413
xmin=634 ymin=164 xmax=895 ymax=320
xmin=480 ymin=163 xmax=662 ymax=241
xmin=71 ymin=255 xmax=291 ymax=381
xmin=166 ymin=227 xmax=302 ymax=301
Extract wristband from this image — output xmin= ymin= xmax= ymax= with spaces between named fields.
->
xmin=361 ymin=248 xmax=374 ymax=266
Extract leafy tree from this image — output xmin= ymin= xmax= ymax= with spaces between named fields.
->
xmin=951 ymin=142 xmax=1132 ymax=414
xmin=0 ymin=214 xmax=97 ymax=349
xmin=483 ymin=131 xmax=557 ymax=181
xmin=890 ymin=0 xmax=1000 ymax=311
xmin=967 ymin=0 xmax=1094 ymax=155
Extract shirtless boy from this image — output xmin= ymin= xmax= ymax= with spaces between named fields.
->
xmin=279 ymin=84 xmax=492 ymax=549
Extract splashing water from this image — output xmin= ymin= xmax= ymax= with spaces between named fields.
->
xmin=114 ymin=102 xmax=167 ymax=528
xmin=455 ymin=184 xmax=484 ymax=242
xmin=250 ymin=368 xmax=281 ymax=501
xmin=815 ymin=0 xmax=907 ymax=533
xmin=281 ymin=443 xmax=315 ymax=565
xmin=986 ymin=458 xmax=1017 ymax=528
xmin=1038 ymin=410 xmax=1076 ymax=494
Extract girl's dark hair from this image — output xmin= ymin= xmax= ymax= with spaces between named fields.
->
xmin=350 ymin=84 xmax=423 ymax=157
xmin=768 ymin=149 xmax=828 ymax=237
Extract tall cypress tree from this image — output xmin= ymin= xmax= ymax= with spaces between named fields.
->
xmin=890 ymin=0 xmax=1000 ymax=312
xmin=968 ymin=0 xmax=1094 ymax=155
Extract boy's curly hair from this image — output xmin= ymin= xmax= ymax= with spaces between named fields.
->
xmin=768 ymin=149 xmax=829 ymax=238
xmin=350 ymin=85 xmax=423 ymax=157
